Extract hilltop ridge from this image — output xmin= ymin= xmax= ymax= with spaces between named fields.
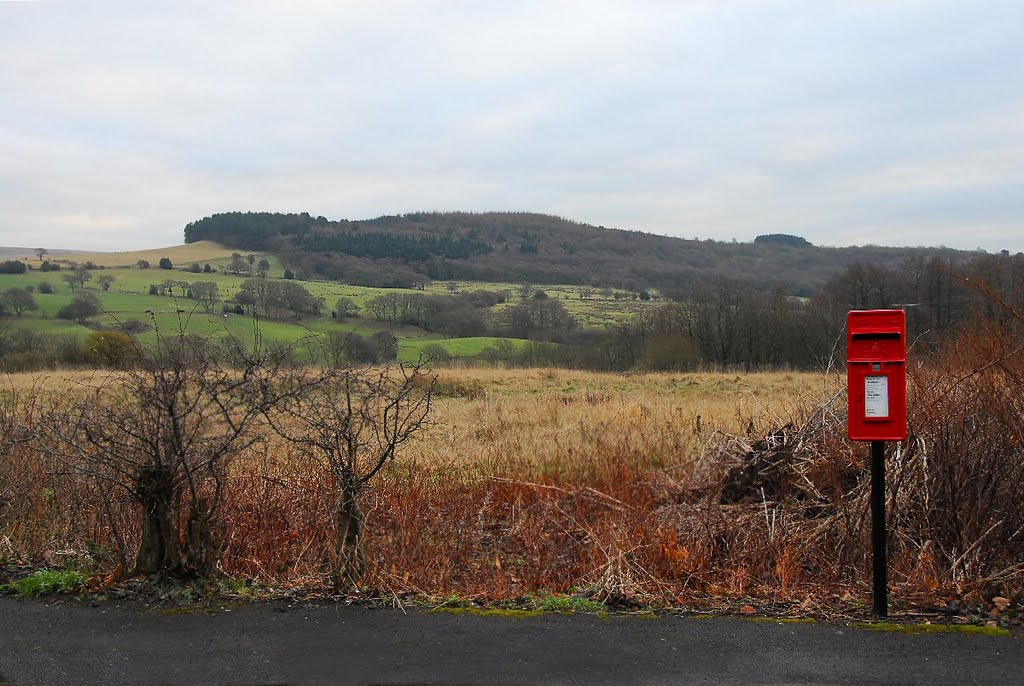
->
xmin=184 ymin=211 xmax=975 ymax=295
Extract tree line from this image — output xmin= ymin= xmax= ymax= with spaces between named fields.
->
xmin=371 ymin=250 xmax=1024 ymax=373
xmin=561 ymin=251 xmax=1024 ymax=372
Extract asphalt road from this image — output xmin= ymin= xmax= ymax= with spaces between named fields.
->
xmin=0 ymin=597 xmax=1020 ymax=685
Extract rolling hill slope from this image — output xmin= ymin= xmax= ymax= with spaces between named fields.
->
xmin=184 ymin=211 xmax=978 ymax=295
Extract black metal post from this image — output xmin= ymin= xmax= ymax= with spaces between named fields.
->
xmin=871 ymin=440 xmax=888 ymax=617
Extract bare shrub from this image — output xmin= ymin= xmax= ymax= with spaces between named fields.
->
xmin=266 ymin=364 xmax=435 ymax=588
xmin=0 ymin=382 xmax=28 ymax=553
xmin=0 ymin=378 xmax=51 ymax=565
xmin=898 ymin=325 xmax=1024 ymax=591
xmin=883 ymin=275 xmax=1024 ymax=598
xmin=44 ymin=334 xmax=306 ymax=579
xmin=698 ymin=289 xmax=1024 ymax=604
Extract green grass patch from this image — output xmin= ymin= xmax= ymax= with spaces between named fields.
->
xmin=3 ymin=569 xmax=89 ymax=598
xmin=400 ymin=336 xmax=528 ymax=361
xmin=526 ymin=590 xmax=606 ymax=614
xmin=219 ymin=579 xmax=256 ymax=599
xmin=6 ymin=317 xmax=88 ymax=337
xmin=426 ymin=591 xmax=606 ymax=618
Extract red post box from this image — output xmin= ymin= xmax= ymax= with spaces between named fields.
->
xmin=847 ymin=309 xmax=907 ymax=442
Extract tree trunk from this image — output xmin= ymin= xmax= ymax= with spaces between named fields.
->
xmin=331 ymin=487 xmax=366 ymax=589
xmin=133 ymin=467 xmax=182 ymax=577
xmin=182 ymin=497 xmax=219 ymax=578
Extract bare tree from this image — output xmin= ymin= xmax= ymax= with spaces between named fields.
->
xmin=687 ymin=278 xmax=742 ymax=367
xmin=267 ymin=363 xmax=435 ymax=587
xmin=34 ymin=248 xmax=48 ymax=262
xmin=334 ymin=297 xmax=359 ymax=320
xmin=58 ymin=292 xmax=101 ymax=323
xmin=160 ymin=280 xmax=189 ymax=298
xmin=0 ymin=288 xmax=38 ymax=316
xmin=190 ymin=281 xmax=220 ymax=313
xmin=229 ymin=253 xmax=249 ymax=275
xmin=62 ymin=266 xmax=92 ymax=290
xmin=46 ymin=331 xmax=310 ymax=578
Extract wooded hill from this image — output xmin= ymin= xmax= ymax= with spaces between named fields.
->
xmin=184 ymin=211 xmax=973 ymax=295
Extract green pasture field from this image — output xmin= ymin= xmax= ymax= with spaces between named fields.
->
xmin=4 ymin=317 xmax=89 ymax=337
xmin=1 ymin=242 xmax=660 ymax=360
xmin=401 ymin=336 xmax=528 ymax=357
xmin=417 ymin=280 xmax=661 ymax=328
xmin=2 ymin=300 xmax=466 ymax=364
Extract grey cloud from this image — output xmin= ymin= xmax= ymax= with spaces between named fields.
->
xmin=1 ymin=0 xmax=1022 ymax=253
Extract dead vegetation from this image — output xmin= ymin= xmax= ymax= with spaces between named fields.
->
xmin=0 ymin=340 xmax=1021 ymax=619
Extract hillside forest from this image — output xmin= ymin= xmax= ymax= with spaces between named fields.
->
xmin=183 ymin=211 xmax=969 ymax=294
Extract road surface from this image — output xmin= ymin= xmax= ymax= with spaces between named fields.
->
xmin=0 ymin=597 xmax=1019 ymax=685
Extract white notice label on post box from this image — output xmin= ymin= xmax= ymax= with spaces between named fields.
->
xmin=865 ymin=375 xmax=889 ymax=418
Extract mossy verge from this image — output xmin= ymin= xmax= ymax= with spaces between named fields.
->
xmin=852 ymin=622 xmax=1011 ymax=637
xmin=426 ymin=590 xmax=609 ymax=618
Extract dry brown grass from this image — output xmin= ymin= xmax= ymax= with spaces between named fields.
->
xmin=0 ymin=241 xmax=239 ymax=267
xmin=4 ymin=367 xmax=836 ymax=478
xmin=409 ymin=368 xmax=835 ymax=469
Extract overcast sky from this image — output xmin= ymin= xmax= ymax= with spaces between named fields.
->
xmin=2 ymin=0 xmax=1022 ymax=252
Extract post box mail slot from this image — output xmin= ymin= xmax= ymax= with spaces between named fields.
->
xmin=847 ymin=309 xmax=907 ymax=441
